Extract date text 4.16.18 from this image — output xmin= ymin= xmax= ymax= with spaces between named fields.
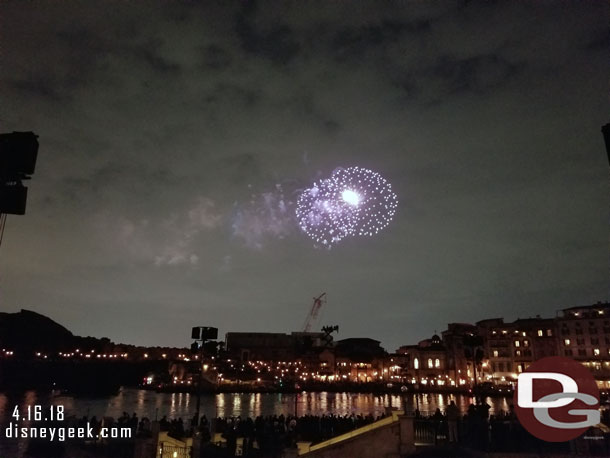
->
xmin=12 ymin=405 xmax=64 ymax=422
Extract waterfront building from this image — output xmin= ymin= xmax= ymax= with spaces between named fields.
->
xmin=225 ymin=331 xmax=327 ymax=363
xmin=396 ymin=334 xmax=450 ymax=386
xmin=441 ymin=323 xmax=480 ymax=386
xmin=179 ymin=301 xmax=610 ymax=390
xmin=557 ymin=302 xmax=610 ymax=389
xmin=334 ymin=338 xmax=386 ymax=382
xmin=476 ymin=316 xmax=557 ymax=385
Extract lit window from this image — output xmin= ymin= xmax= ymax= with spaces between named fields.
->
xmin=594 ymin=348 xmax=600 ymax=356
xmin=414 ymin=358 xmax=419 ymax=369
xmin=514 ymin=341 xmax=520 ymax=347
xmin=428 ymin=358 xmax=433 ymax=369
xmin=537 ymin=330 xmax=543 ymax=337
xmin=517 ymin=364 xmax=523 ymax=373
xmin=493 ymin=350 xmax=498 ymax=357
xmin=546 ymin=329 xmax=553 ymax=336
xmin=564 ymin=339 xmax=571 ymax=346
xmin=522 ymin=332 xmax=526 ymax=337
xmin=435 ymin=358 xmax=440 ymax=368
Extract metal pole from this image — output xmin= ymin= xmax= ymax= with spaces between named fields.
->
xmin=601 ymin=123 xmax=610 ymax=167
xmin=472 ymin=351 xmax=477 ymax=392
xmin=194 ymin=342 xmax=204 ymax=428
xmin=0 ymin=213 xmax=7 ymax=250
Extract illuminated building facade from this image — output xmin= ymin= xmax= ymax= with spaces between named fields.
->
xmin=225 ymin=332 xmax=326 ymax=362
xmin=476 ymin=316 xmax=557 ymax=386
xmin=396 ymin=334 xmax=449 ymax=386
xmin=334 ymin=338 xmax=386 ymax=382
xmin=441 ymin=323 xmax=480 ymax=386
xmin=557 ymin=302 xmax=610 ymax=388
xmin=154 ymin=301 xmax=610 ymax=389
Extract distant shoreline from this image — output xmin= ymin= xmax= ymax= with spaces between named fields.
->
xmin=142 ymin=383 xmax=513 ymax=398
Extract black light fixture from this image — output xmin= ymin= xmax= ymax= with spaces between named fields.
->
xmin=191 ymin=326 xmax=218 ymax=341
xmin=0 ymin=131 xmax=39 ymax=215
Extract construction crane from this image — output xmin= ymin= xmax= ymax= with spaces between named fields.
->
xmin=302 ymin=293 xmax=327 ymax=332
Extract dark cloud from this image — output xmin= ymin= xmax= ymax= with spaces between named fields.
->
xmin=7 ymin=77 xmax=65 ymax=101
xmin=0 ymin=1 xmax=607 ymax=350
xmin=331 ymin=19 xmax=432 ymax=59
xmin=131 ymin=41 xmax=182 ymax=75
xmin=585 ymin=29 xmax=610 ymax=51
xmin=201 ymin=45 xmax=233 ymax=70
xmin=429 ymin=53 xmax=521 ymax=95
xmin=235 ymin=13 xmax=301 ymax=64
xmin=204 ymin=83 xmax=260 ymax=108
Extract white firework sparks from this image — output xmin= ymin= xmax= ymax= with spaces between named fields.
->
xmin=296 ymin=166 xmax=398 ymax=247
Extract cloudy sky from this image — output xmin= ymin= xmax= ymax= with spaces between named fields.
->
xmin=1 ymin=1 xmax=608 ymax=351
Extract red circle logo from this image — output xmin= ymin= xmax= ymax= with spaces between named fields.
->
xmin=514 ymin=356 xmax=600 ymax=442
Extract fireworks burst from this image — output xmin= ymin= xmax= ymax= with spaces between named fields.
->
xmin=296 ymin=166 xmax=398 ymax=247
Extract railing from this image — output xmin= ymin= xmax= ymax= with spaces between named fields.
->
xmin=159 ymin=442 xmax=191 ymax=458
xmin=414 ymin=419 xmax=445 ymax=446
xmin=299 ymin=411 xmax=404 ymax=455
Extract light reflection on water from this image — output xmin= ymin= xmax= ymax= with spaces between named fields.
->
xmin=0 ymin=388 xmax=512 ymax=423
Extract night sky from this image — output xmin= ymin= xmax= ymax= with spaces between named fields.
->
xmin=1 ymin=1 xmax=608 ymax=351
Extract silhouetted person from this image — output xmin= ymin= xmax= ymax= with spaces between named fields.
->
xmin=446 ymin=401 xmax=460 ymax=443
xmin=432 ymin=408 xmax=443 ymax=444
xmin=474 ymin=399 xmax=490 ymax=450
xmin=159 ymin=415 xmax=169 ymax=431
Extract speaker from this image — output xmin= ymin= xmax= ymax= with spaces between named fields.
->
xmin=192 ymin=327 xmax=201 ymax=340
xmin=0 ymin=132 xmax=39 ymax=178
xmin=201 ymin=327 xmax=218 ymax=340
xmin=0 ymin=185 xmax=27 ymax=215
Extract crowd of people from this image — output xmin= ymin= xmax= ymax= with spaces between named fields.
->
xmin=46 ymin=401 xmax=610 ymax=456
xmin=413 ymin=401 xmax=609 ymax=454
xmin=413 ymin=400 xmax=493 ymax=448
xmin=203 ymin=412 xmax=382 ymax=454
